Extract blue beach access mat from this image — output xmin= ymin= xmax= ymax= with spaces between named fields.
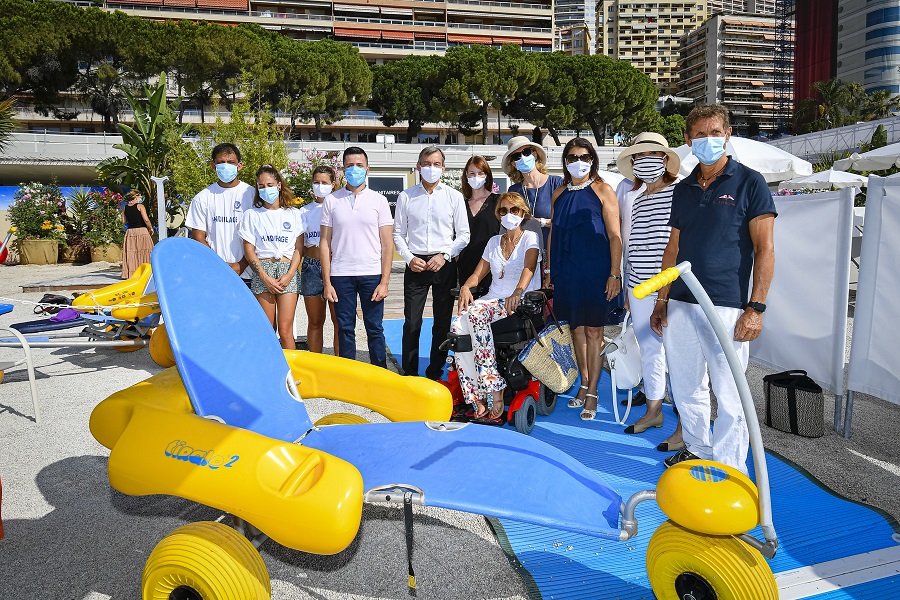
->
xmin=383 ymin=318 xmax=900 ymax=600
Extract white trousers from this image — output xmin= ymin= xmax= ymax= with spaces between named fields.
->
xmin=662 ymin=300 xmax=750 ymax=474
xmin=628 ymin=288 xmax=668 ymax=401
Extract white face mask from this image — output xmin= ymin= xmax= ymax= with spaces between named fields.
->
xmin=467 ymin=176 xmax=487 ymax=190
xmin=420 ymin=165 xmax=443 ymax=184
xmin=313 ymin=183 xmax=333 ymax=199
xmin=501 ymin=213 xmax=523 ymax=230
xmin=566 ymin=161 xmax=591 ymax=179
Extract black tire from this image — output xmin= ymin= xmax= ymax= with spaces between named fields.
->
xmin=535 ymin=383 xmax=557 ymax=416
xmin=514 ymin=395 xmax=537 ymax=435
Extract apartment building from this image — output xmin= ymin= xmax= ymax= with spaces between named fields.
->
xmin=596 ymin=1 xmax=706 ymax=95
xmin=836 ymin=0 xmax=900 ymax=94
xmin=555 ymin=0 xmax=596 ymax=54
xmin=678 ymin=13 xmax=794 ymax=135
xmin=708 ymin=0 xmax=776 ymax=15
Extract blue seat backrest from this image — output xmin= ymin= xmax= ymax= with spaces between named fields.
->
xmin=151 ymin=237 xmax=312 ymax=441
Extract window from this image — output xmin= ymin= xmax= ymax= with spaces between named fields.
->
xmin=357 ymin=132 xmax=377 ymax=142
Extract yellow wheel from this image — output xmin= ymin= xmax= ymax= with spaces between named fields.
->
xmin=149 ymin=324 xmax=176 ymax=368
xmin=0 ymin=371 xmax=4 ymax=384
xmin=142 ymin=521 xmax=270 ymax=600
xmin=314 ymin=412 xmax=370 ymax=426
xmin=646 ymin=520 xmax=777 ymax=600
xmin=103 ymin=325 xmax=144 ymax=353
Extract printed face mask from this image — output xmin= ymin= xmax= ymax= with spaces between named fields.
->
xmin=691 ymin=136 xmax=727 ymax=165
xmin=501 ymin=213 xmax=523 ymax=230
xmin=259 ymin=186 xmax=279 ymax=204
xmin=420 ymin=165 xmax=443 ymax=184
xmin=215 ymin=163 xmax=238 ymax=183
xmin=313 ymin=183 xmax=333 ymax=199
xmin=344 ymin=165 xmax=367 ymax=187
xmin=632 ymin=156 xmax=667 ymax=183
xmin=515 ymin=154 xmax=536 ymax=173
xmin=467 ymin=176 xmax=487 ymax=190
xmin=566 ymin=161 xmax=591 ymax=179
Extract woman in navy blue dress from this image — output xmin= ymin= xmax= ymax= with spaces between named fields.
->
xmin=546 ymin=138 xmax=624 ymax=421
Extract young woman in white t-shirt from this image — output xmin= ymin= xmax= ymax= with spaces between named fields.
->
xmin=453 ymin=192 xmax=541 ymax=420
xmin=297 ymin=165 xmax=339 ymax=354
xmin=239 ymin=165 xmax=305 ymax=350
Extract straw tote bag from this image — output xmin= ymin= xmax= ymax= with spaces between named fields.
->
xmin=518 ymin=297 xmax=578 ymax=394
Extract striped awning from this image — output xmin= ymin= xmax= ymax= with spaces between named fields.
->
xmin=382 ymin=30 xmax=414 ymax=40
xmin=521 ymin=37 xmax=552 ymax=46
xmin=333 ymin=27 xmax=380 ymax=39
xmin=415 ymin=31 xmax=447 ymax=40
xmin=448 ymin=34 xmax=492 ymax=44
xmin=493 ymin=37 xmax=523 ymax=45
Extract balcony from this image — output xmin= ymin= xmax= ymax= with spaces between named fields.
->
xmin=447 ymin=22 xmax=551 ymax=33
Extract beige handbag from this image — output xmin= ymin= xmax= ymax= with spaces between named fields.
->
xmin=518 ymin=300 xmax=578 ymax=394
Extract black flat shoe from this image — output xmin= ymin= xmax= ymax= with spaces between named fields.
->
xmin=664 ymin=448 xmax=700 ymax=468
xmin=622 ymin=391 xmax=647 ymax=407
xmin=656 ymin=440 xmax=686 ymax=452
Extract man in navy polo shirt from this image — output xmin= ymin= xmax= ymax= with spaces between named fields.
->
xmin=650 ymin=104 xmax=776 ymax=474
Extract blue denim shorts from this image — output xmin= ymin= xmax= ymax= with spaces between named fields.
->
xmin=300 ymin=256 xmax=324 ymax=297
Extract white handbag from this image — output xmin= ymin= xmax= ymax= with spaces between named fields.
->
xmin=604 ymin=311 xmax=643 ymax=425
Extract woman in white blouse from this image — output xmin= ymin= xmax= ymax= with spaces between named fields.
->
xmin=298 ymin=166 xmax=340 ymax=355
xmin=239 ymin=164 xmax=305 ymax=350
xmin=454 ymin=192 xmax=541 ymax=420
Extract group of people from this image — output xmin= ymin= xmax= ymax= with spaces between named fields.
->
xmin=183 ymin=102 xmax=775 ymax=474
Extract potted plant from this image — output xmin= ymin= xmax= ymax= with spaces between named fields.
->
xmin=6 ymin=182 xmax=67 ymax=265
xmin=60 ymin=187 xmax=93 ymax=263
xmin=85 ymin=189 xmax=125 ymax=263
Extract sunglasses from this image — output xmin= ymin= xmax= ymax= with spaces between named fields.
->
xmin=510 ymin=147 xmax=534 ymax=162
xmin=565 ymin=153 xmax=593 ymax=164
xmin=498 ymin=206 xmax=523 ymax=216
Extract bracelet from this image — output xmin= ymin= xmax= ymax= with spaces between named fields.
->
xmin=609 ymin=275 xmax=622 ymax=281
xmin=543 ymin=268 xmax=551 ymax=275
xmin=656 ymin=297 xmax=668 ymax=303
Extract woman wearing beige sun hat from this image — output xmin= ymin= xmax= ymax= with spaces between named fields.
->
xmin=502 ymin=136 xmax=562 ymax=249
xmin=614 ymin=132 xmax=684 ymax=446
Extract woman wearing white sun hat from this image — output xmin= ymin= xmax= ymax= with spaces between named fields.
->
xmin=503 ymin=136 xmax=563 ymax=249
xmin=616 ymin=132 xmax=683 ymax=445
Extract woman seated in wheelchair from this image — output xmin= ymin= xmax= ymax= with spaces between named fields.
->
xmin=455 ymin=192 xmax=542 ymax=419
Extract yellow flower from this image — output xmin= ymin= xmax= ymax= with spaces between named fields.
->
xmin=56 ymin=225 xmax=65 ymax=231
xmin=41 ymin=220 xmax=53 ymax=230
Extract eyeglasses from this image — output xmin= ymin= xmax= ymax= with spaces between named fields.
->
xmin=565 ymin=153 xmax=593 ymax=164
xmin=498 ymin=206 xmax=523 ymax=216
xmin=510 ymin=147 xmax=534 ymax=162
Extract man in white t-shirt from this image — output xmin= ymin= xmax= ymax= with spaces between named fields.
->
xmin=185 ymin=143 xmax=257 ymax=283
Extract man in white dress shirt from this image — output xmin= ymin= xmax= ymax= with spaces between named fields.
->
xmin=393 ymin=146 xmax=470 ymax=379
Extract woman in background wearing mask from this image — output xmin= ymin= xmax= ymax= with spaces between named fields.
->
xmin=239 ymin=164 xmax=305 ymax=350
xmin=546 ymin=138 xmax=624 ymax=421
xmin=297 ymin=165 xmax=339 ymax=355
xmin=454 ymin=192 xmax=541 ymax=421
xmin=457 ymin=156 xmax=501 ymax=288
xmin=503 ymin=137 xmax=562 ymax=250
xmin=120 ymin=190 xmax=155 ymax=279
xmin=616 ymin=133 xmax=684 ymax=448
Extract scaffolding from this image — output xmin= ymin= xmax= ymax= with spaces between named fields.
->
xmin=773 ymin=0 xmax=795 ymax=134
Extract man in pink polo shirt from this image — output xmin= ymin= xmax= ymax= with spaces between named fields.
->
xmin=321 ymin=147 xmax=394 ymax=368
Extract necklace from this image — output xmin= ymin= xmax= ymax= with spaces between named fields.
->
xmin=567 ymin=178 xmax=594 ymax=191
xmin=698 ymin=163 xmax=727 ymax=188
xmin=498 ymin=230 xmax=524 ymax=279
xmin=523 ymin=176 xmax=544 ymax=215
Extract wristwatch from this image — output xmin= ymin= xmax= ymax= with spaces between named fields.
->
xmin=441 ymin=252 xmax=451 ymax=261
xmin=747 ymin=301 xmax=766 ymax=313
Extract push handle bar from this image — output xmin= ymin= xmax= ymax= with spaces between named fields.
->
xmin=633 ymin=266 xmax=682 ymax=299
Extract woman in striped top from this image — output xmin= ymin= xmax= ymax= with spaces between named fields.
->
xmin=616 ymin=132 xmax=683 ymax=445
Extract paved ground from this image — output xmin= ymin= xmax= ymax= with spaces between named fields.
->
xmin=1 ymin=259 xmax=899 ymax=599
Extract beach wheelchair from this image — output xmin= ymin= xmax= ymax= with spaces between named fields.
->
xmin=90 ymin=239 xmax=780 ymax=600
xmin=439 ymin=286 xmax=557 ymax=434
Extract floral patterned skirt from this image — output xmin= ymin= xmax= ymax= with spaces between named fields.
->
xmin=451 ymin=298 xmax=509 ymax=408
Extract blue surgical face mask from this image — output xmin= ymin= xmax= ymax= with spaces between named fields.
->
xmin=258 ymin=186 xmax=279 ymax=204
xmin=691 ymin=136 xmax=727 ymax=165
xmin=215 ymin=162 xmax=239 ymax=183
xmin=515 ymin=154 xmax=536 ymax=173
xmin=345 ymin=165 xmax=367 ymax=188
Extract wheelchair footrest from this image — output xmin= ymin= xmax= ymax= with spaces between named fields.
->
xmin=441 ymin=333 xmax=473 ymax=353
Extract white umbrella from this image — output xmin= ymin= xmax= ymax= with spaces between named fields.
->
xmin=596 ymin=169 xmax=625 ymax=189
xmin=833 ymin=141 xmax=900 ymax=172
xmin=675 ymin=137 xmax=813 ymax=184
xmin=782 ymin=168 xmax=868 ymax=190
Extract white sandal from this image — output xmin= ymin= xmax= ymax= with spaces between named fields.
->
xmin=580 ymin=393 xmax=599 ymax=421
xmin=568 ymin=385 xmax=589 ymax=409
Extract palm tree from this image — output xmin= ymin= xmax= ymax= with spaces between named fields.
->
xmin=810 ymin=78 xmax=850 ymax=130
xmin=865 ymin=90 xmax=900 ymax=120
xmin=0 ymin=97 xmax=17 ymax=154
